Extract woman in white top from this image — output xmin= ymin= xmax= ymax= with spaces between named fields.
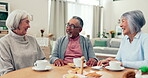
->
xmin=97 ymin=10 xmax=148 ymax=69
xmin=0 ymin=10 xmax=45 ymax=75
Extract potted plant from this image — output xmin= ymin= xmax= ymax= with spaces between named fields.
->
xmin=110 ymin=30 xmax=116 ymax=38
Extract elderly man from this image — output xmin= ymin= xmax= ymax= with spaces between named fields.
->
xmin=49 ymin=16 xmax=98 ymax=66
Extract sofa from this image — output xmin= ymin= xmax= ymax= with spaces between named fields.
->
xmin=91 ymin=38 xmax=121 ymax=57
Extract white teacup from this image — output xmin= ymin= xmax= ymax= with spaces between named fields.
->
xmin=73 ymin=58 xmax=81 ymax=67
xmin=109 ymin=61 xmax=121 ymax=69
xmin=34 ymin=60 xmax=49 ymax=69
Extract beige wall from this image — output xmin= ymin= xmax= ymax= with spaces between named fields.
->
xmin=0 ymin=0 xmax=49 ymax=37
xmin=103 ymin=0 xmax=148 ymax=33
xmin=101 ymin=0 xmax=113 ymax=32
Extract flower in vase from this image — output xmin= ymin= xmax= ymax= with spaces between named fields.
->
xmin=110 ymin=30 xmax=116 ymax=38
xmin=110 ymin=30 xmax=116 ymax=34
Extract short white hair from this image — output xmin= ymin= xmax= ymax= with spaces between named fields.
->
xmin=6 ymin=10 xmax=31 ymax=30
xmin=121 ymin=10 xmax=146 ymax=34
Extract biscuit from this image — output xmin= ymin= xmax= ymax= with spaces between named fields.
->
xmin=85 ymin=72 xmax=102 ymax=78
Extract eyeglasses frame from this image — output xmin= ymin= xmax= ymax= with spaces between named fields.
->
xmin=65 ymin=23 xmax=81 ymax=29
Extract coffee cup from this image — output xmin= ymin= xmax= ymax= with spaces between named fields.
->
xmin=34 ymin=60 xmax=49 ymax=69
xmin=109 ymin=61 xmax=121 ymax=69
xmin=73 ymin=58 xmax=82 ymax=67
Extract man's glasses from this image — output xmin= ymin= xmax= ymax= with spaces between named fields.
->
xmin=65 ymin=23 xmax=80 ymax=29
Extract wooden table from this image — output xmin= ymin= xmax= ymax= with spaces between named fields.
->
xmin=1 ymin=65 xmax=134 ymax=78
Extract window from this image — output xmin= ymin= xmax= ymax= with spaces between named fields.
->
xmin=48 ymin=0 xmax=100 ymax=39
xmin=66 ymin=0 xmax=76 ymax=2
xmin=66 ymin=0 xmax=99 ymax=5
xmin=67 ymin=0 xmax=99 ymax=38
xmin=67 ymin=2 xmax=93 ymax=38
xmin=78 ymin=0 xmax=99 ymax=5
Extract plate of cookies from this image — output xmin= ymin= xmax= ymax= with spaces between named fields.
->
xmin=63 ymin=72 xmax=102 ymax=78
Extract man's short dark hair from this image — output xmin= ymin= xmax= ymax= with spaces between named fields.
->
xmin=72 ymin=16 xmax=84 ymax=27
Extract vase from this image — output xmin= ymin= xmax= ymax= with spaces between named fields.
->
xmin=111 ymin=33 xmax=115 ymax=38
xmin=40 ymin=29 xmax=44 ymax=37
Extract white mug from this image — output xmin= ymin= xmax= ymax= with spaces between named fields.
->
xmin=34 ymin=60 xmax=49 ymax=69
xmin=73 ymin=58 xmax=81 ymax=67
xmin=109 ymin=61 xmax=121 ymax=69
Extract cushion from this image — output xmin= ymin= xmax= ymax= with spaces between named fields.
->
xmin=94 ymin=40 xmax=107 ymax=47
xmin=93 ymin=47 xmax=119 ymax=54
xmin=90 ymin=38 xmax=100 ymax=46
xmin=100 ymin=38 xmax=111 ymax=47
xmin=91 ymin=38 xmax=111 ymax=47
xmin=110 ymin=38 xmax=121 ymax=48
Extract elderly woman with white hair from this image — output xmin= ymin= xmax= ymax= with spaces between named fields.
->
xmin=0 ymin=10 xmax=45 ymax=75
xmin=97 ymin=10 xmax=148 ymax=69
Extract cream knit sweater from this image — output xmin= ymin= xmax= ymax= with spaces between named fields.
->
xmin=0 ymin=30 xmax=45 ymax=75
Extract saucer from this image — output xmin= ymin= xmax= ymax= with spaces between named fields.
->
xmin=91 ymin=66 xmax=102 ymax=70
xmin=32 ymin=66 xmax=52 ymax=71
xmin=105 ymin=66 xmax=125 ymax=71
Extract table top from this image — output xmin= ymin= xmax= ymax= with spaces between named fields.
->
xmin=1 ymin=64 xmax=134 ymax=78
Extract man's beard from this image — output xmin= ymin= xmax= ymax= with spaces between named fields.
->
xmin=67 ymin=33 xmax=72 ymax=38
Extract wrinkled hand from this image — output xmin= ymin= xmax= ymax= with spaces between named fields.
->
xmin=97 ymin=59 xmax=109 ymax=67
xmin=86 ymin=58 xmax=97 ymax=67
xmin=54 ymin=59 xmax=65 ymax=66
xmin=106 ymin=58 xmax=117 ymax=61
xmin=97 ymin=58 xmax=118 ymax=67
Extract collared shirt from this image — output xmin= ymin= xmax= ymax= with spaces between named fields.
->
xmin=49 ymin=35 xmax=97 ymax=64
xmin=64 ymin=35 xmax=82 ymax=63
xmin=115 ymin=32 xmax=148 ymax=69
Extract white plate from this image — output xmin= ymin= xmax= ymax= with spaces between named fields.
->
xmin=91 ymin=66 xmax=102 ymax=70
xmin=63 ymin=74 xmax=86 ymax=78
xmin=105 ymin=66 xmax=125 ymax=71
xmin=32 ymin=66 xmax=52 ymax=71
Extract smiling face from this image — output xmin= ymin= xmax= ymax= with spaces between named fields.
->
xmin=120 ymin=18 xmax=131 ymax=35
xmin=66 ymin=18 xmax=82 ymax=38
xmin=13 ymin=17 xmax=30 ymax=36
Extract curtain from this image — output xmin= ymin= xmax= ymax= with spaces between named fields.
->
xmin=49 ymin=0 xmax=67 ymax=39
xmin=67 ymin=2 xmax=93 ymax=38
xmin=92 ymin=5 xmax=100 ymax=38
